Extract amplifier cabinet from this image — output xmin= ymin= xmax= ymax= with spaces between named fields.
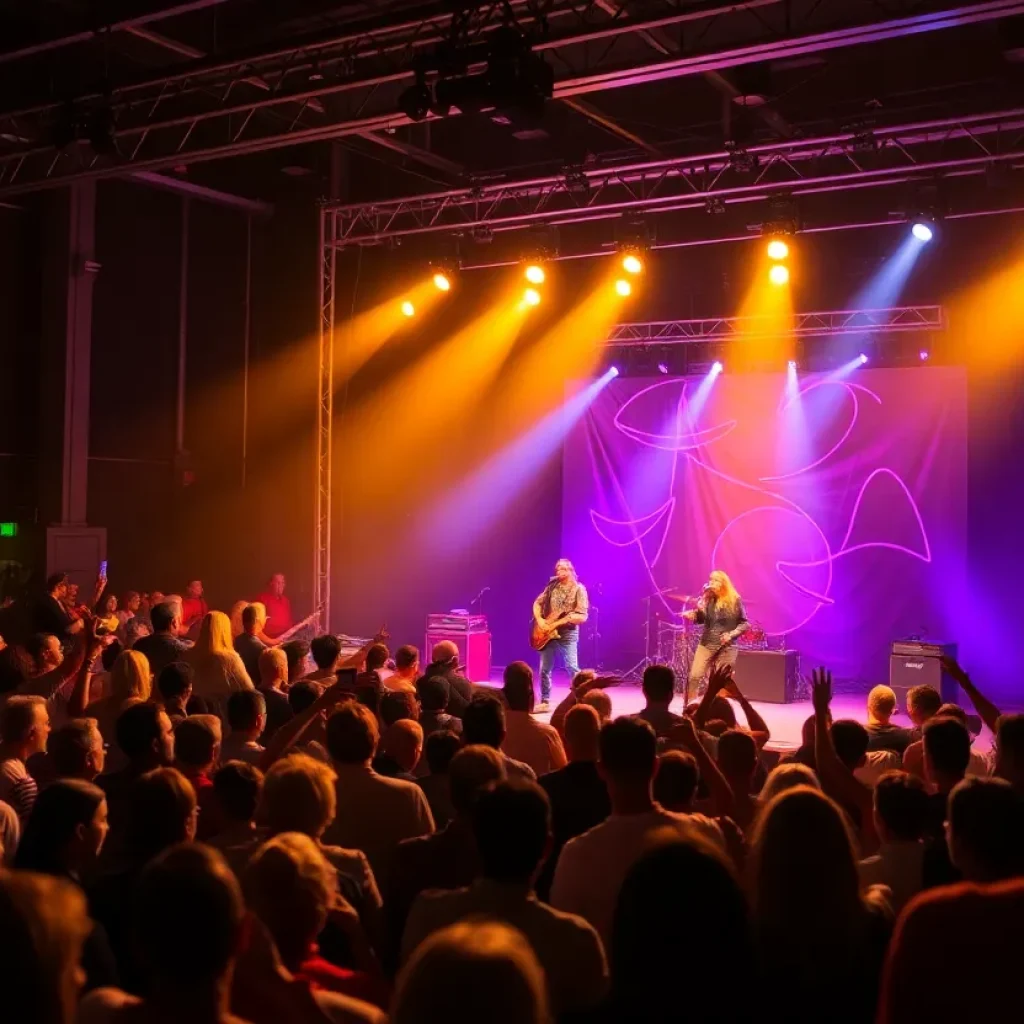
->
xmin=425 ymin=629 xmax=491 ymax=683
xmin=889 ymin=654 xmax=962 ymax=711
xmin=736 ymin=650 xmax=800 ymax=704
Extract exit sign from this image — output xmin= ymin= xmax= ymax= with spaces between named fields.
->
xmin=0 ymin=523 xmax=17 ymax=537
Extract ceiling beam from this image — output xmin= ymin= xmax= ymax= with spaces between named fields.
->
xmin=352 ymin=130 xmax=465 ymax=178
xmin=595 ymin=0 xmax=799 ymax=138
xmin=121 ymin=25 xmax=327 ymax=112
xmin=561 ymin=97 xmax=665 ymax=156
xmin=127 ymin=170 xmax=273 ymax=213
xmin=0 ymin=0 xmax=231 ymax=65
xmin=122 ymin=24 xmax=462 ymax=180
xmin=1 ymin=0 xmax=1022 ymax=195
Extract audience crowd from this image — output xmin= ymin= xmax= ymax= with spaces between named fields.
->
xmin=0 ymin=571 xmax=1023 ymax=1022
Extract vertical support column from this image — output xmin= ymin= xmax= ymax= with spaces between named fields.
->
xmin=241 ymin=214 xmax=252 ymax=489
xmin=61 ymin=180 xmax=97 ymax=526
xmin=314 ymin=205 xmax=336 ymax=634
xmin=175 ymin=196 xmax=190 ymax=459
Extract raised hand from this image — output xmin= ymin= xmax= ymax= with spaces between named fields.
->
xmin=318 ymin=677 xmax=356 ymax=710
xmin=373 ymin=623 xmax=389 ymax=643
xmin=668 ymin=715 xmax=699 ymax=749
xmin=940 ymin=654 xmax=969 ymax=685
xmin=707 ymin=662 xmax=733 ymax=697
xmin=811 ymin=666 xmax=832 ymax=716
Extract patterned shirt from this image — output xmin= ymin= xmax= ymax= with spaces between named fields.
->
xmin=0 ymin=757 xmax=38 ymax=824
xmin=538 ymin=581 xmax=590 ymax=632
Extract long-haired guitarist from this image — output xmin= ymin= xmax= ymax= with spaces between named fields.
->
xmin=531 ymin=558 xmax=589 ymax=713
xmin=681 ymin=569 xmax=749 ymax=703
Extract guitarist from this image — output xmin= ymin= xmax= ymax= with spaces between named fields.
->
xmin=256 ymin=573 xmax=293 ymax=639
xmin=532 ymin=559 xmax=589 ymax=713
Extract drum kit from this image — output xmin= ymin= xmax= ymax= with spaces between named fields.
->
xmin=622 ymin=587 xmax=774 ymax=684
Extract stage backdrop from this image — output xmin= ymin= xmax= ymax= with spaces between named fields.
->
xmin=562 ymin=367 xmax=967 ymax=684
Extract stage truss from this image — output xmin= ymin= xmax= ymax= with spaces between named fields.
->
xmin=607 ymin=305 xmax=944 ymax=344
xmin=314 ymin=216 xmax=944 ymax=629
xmin=4 ymin=0 xmax=1024 ymax=197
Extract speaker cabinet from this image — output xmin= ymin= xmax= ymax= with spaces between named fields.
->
xmin=425 ymin=629 xmax=491 ymax=683
xmin=889 ymin=654 xmax=962 ymax=712
xmin=736 ymin=650 xmax=800 ymax=703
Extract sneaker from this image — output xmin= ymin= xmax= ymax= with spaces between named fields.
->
xmin=534 ymin=701 xmax=551 ymax=714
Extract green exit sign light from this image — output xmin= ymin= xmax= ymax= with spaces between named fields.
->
xmin=0 ymin=523 xmax=17 ymax=537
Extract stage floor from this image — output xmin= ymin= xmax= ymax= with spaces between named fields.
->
xmin=476 ymin=674 xmax=995 ymax=754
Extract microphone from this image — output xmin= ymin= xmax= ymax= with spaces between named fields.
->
xmin=549 ymin=575 xmax=559 ymax=583
xmin=702 ymin=580 xmax=714 ymax=593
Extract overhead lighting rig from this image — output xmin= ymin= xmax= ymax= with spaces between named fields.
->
xmin=397 ymin=26 xmax=554 ymax=126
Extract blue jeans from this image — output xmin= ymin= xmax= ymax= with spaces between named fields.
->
xmin=539 ymin=631 xmax=580 ymax=703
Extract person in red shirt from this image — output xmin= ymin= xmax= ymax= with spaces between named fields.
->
xmin=172 ymin=715 xmax=222 ymax=840
xmin=257 ymin=573 xmax=294 ymax=640
xmin=180 ymin=579 xmax=208 ymax=631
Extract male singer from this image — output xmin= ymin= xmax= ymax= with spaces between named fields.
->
xmin=532 ymin=559 xmax=589 ymax=713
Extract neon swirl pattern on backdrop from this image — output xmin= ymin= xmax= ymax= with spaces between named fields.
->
xmin=588 ymin=376 xmax=932 ymax=636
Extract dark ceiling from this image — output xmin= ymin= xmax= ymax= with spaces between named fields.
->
xmin=0 ymin=1 xmax=1022 ymax=244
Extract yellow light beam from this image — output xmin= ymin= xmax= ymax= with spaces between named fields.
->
xmin=336 ymin=281 xmax=529 ymax=500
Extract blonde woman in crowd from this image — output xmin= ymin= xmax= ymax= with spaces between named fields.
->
xmin=187 ymin=611 xmax=254 ymax=706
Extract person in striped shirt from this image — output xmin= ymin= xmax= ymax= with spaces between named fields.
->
xmin=0 ymin=694 xmax=50 ymax=822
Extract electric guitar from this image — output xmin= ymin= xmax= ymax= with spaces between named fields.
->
xmin=529 ymin=613 xmax=577 ymax=652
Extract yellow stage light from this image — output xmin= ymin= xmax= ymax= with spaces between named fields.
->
xmin=401 ymin=300 xmax=415 ymax=317
xmin=433 ymin=272 xmax=452 ymax=292
xmin=524 ymin=264 xmax=546 ymax=285
xmin=622 ymin=252 xmax=643 ymax=275
xmin=523 ymin=287 xmax=542 ymax=307
xmin=766 ymin=238 xmax=789 ymax=261
xmin=768 ymin=264 xmax=790 ymax=286
xmin=614 ymin=278 xmax=632 ymax=297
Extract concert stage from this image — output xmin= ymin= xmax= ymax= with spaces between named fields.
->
xmin=481 ymin=676 xmax=995 ymax=757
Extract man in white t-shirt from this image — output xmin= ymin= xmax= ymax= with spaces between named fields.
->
xmin=550 ymin=716 xmax=722 ymax=946
xmin=0 ymin=695 xmax=50 ymax=823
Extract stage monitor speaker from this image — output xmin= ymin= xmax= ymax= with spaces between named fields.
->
xmin=736 ymin=650 xmax=799 ymax=704
xmin=425 ymin=629 xmax=491 ymax=683
xmin=889 ymin=654 xmax=962 ymax=712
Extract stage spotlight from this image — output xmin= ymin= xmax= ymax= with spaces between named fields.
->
xmin=911 ymin=220 xmax=934 ymax=242
xmin=621 ymin=251 xmax=644 ymax=275
xmin=524 ymin=263 xmax=546 ymax=285
xmin=523 ymin=287 xmax=541 ymax=307
xmin=712 ymin=360 xmax=724 ymax=374
xmin=657 ymin=362 xmax=669 ymax=375
xmin=767 ymin=238 xmax=789 ymax=261
xmin=768 ymin=264 xmax=790 ymax=286
xmin=432 ymin=272 xmax=452 ymax=292
xmin=920 ymin=350 xmax=929 ymax=361
xmin=614 ymin=278 xmax=632 ymax=297
xmin=609 ymin=365 xmax=620 ymax=378
xmin=859 ymin=353 xmax=869 ymax=364
xmin=401 ymin=300 xmax=415 ymax=317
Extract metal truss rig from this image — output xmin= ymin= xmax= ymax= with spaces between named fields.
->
xmin=315 ymin=207 xmax=337 ymax=632
xmin=326 ymin=108 xmax=1024 ymax=245
xmin=4 ymin=0 xmax=1024 ymax=196
xmin=606 ymin=305 xmax=944 ymax=344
